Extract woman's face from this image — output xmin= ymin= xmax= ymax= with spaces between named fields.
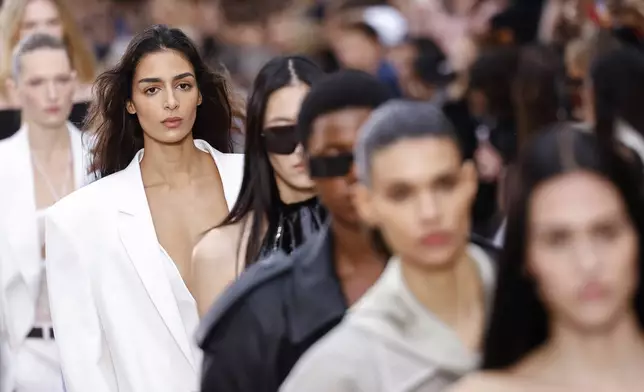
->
xmin=264 ymin=84 xmax=314 ymax=193
xmin=332 ymin=28 xmax=382 ymax=74
xmin=527 ymin=171 xmax=639 ymax=331
xmin=355 ymin=137 xmax=478 ymax=268
xmin=127 ymin=49 xmax=202 ymax=146
xmin=20 ymin=0 xmax=64 ymax=41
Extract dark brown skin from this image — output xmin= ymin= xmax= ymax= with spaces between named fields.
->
xmin=306 ymin=107 xmax=386 ymax=305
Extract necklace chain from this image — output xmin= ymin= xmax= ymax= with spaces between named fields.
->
xmin=31 ymin=151 xmax=73 ymax=202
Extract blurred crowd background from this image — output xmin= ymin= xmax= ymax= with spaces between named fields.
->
xmin=1 ymin=0 xmax=644 ymax=255
xmin=1 ymin=0 xmax=642 ymax=95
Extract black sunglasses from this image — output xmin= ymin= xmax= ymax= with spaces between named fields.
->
xmin=308 ymin=153 xmax=354 ymax=178
xmin=263 ymin=125 xmax=299 ymax=155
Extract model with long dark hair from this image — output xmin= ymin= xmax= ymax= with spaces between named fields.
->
xmin=197 ymin=69 xmax=392 ymax=392
xmin=452 ymin=124 xmax=644 ymax=391
xmin=191 ymin=56 xmax=326 ymax=315
xmin=44 ymin=25 xmax=244 ymax=392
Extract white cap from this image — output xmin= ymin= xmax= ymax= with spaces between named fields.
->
xmin=362 ymin=5 xmax=408 ymax=47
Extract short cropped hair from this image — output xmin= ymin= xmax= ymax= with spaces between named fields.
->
xmin=297 ymin=69 xmax=393 ymax=150
xmin=355 ymin=99 xmax=461 ymax=186
xmin=11 ymin=33 xmax=70 ymax=80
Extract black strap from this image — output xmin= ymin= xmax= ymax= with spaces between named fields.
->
xmin=27 ymin=327 xmax=55 ymax=339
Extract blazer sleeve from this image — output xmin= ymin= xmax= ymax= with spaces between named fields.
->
xmin=45 ymin=211 xmax=115 ymax=392
xmin=201 ymin=302 xmax=280 ymax=392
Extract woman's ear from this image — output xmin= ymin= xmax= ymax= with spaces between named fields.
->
xmin=197 ymin=92 xmax=202 ymax=106
xmin=126 ymin=100 xmax=136 ymax=115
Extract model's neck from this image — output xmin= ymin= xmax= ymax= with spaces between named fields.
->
xmin=332 ymin=219 xmax=384 ymax=267
xmin=543 ymin=311 xmax=644 ymax=383
xmin=400 ymin=248 xmax=481 ymax=328
xmin=26 ymin=120 xmax=70 ymax=158
xmin=275 ymin=176 xmax=316 ymax=205
xmin=139 ymin=135 xmax=204 ymax=187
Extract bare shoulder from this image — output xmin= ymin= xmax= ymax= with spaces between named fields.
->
xmin=193 ymin=219 xmax=245 ymax=264
xmin=192 ymin=217 xmax=253 ymax=315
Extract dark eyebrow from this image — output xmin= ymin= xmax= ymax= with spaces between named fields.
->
xmin=137 ymin=72 xmax=195 ymax=85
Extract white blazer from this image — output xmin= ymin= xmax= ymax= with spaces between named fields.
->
xmin=0 ymin=232 xmax=14 ymax=392
xmin=45 ymin=139 xmax=243 ymax=392
xmin=0 ymin=123 xmax=91 ymax=365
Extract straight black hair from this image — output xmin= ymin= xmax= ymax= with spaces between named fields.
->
xmin=217 ymin=56 xmax=324 ymax=269
xmin=482 ymin=123 xmax=644 ymax=369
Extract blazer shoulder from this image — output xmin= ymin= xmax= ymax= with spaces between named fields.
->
xmin=0 ymin=132 xmax=20 ymax=159
xmin=49 ymin=174 xmax=118 ymax=224
xmin=220 ymin=151 xmax=244 ymax=170
xmin=196 ymin=251 xmax=294 ymax=346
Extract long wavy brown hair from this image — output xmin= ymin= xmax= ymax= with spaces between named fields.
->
xmin=87 ymin=25 xmax=235 ymax=179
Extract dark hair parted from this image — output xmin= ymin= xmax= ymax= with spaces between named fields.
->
xmin=87 ymin=25 xmax=234 ymax=178
xmin=218 ymin=55 xmax=324 ymax=269
xmin=591 ymin=46 xmax=644 ymax=147
xmin=297 ymin=69 xmax=393 ymax=151
xmin=482 ymin=123 xmax=644 ymax=369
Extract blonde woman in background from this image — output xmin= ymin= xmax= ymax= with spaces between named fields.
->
xmin=0 ymin=0 xmax=96 ymax=109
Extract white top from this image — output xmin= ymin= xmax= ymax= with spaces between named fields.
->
xmin=159 ymin=246 xmax=199 ymax=354
xmin=35 ymin=209 xmax=52 ymax=325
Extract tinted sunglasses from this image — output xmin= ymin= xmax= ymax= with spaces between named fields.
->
xmin=308 ymin=153 xmax=354 ymax=178
xmin=263 ymin=125 xmax=299 ymax=155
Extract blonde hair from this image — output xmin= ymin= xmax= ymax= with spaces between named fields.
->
xmin=0 ymin=0 xmax=96 ymax=97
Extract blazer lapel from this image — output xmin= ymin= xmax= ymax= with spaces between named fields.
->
xmin=1 ymin=126 xmax=40 ymax=346
xmin=115 ymin=156 xmax=196 ymax=370
xmin=196 ymin=139 xmax=243 ymax=209
xmin=68 ymin=122 xmax=92 ymax=187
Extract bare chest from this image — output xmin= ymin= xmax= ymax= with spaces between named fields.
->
xmin=31 ymin=155 xmax=75 ymax=209
xmin=146 ymin=181 xmax=229 ymax=285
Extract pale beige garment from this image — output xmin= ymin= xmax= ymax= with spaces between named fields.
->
xmin=281 ymin=245 xmax=496 ymax=392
